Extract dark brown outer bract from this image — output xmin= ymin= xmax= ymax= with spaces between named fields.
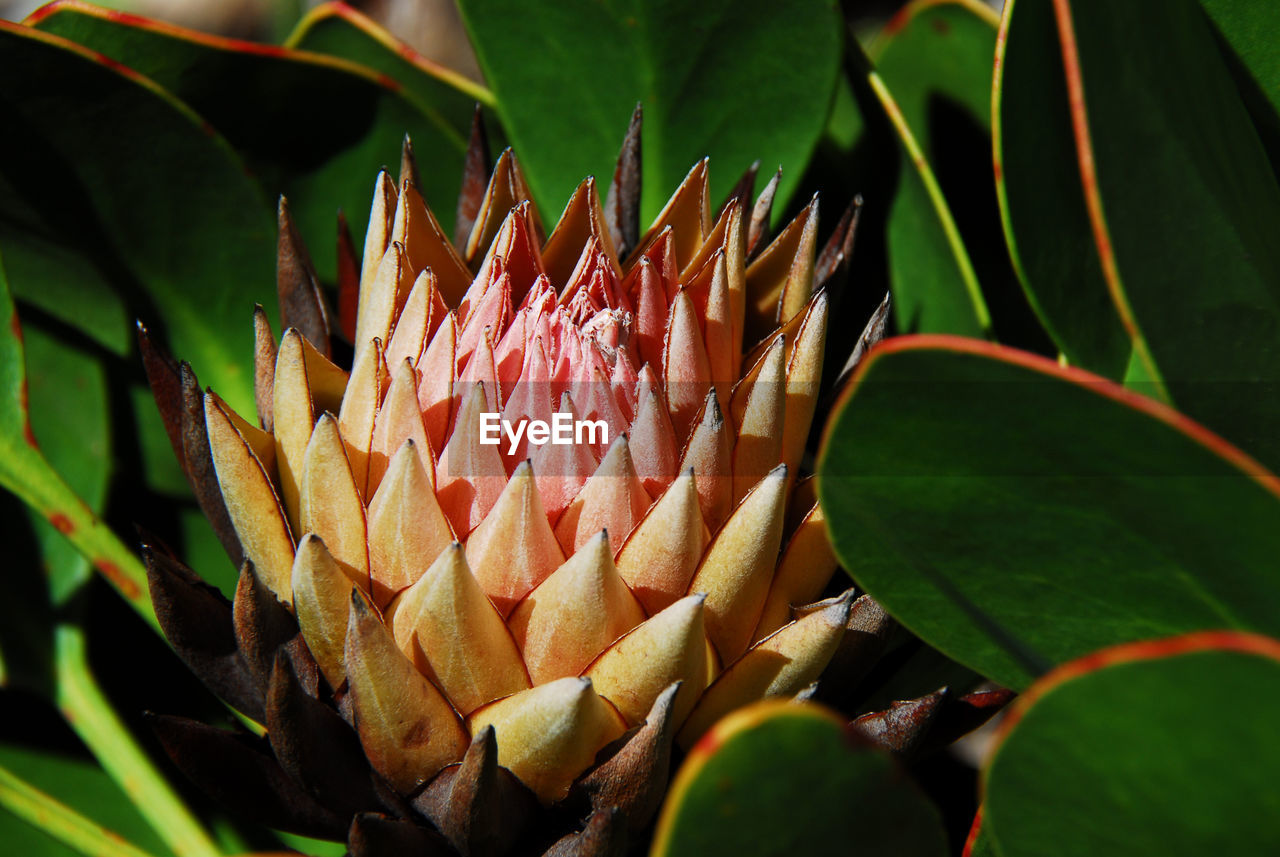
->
xmin=414 ymin=726 xmax=537 ymax=857
xmin=604 ymin=102 xmax=642 ymax=259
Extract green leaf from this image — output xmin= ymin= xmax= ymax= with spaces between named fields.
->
xmin=993 ymin=0 xmax=1128 ymax=378
xmin=0 ymin=243 xmax=153 ymax=626
xmin=0 ymin=21 xmax=274 ymax=414
xmin=871 ymin=1 xmax=998 ymax=129
xmin=964 ymin=818 xmax=998 ymax=857
xmin=274 ymin=832 xmax=347 ymax=857
xmin=286 ymin=2 xmax=493 ymax=114
xmin=1198 ymin=0 xmax=1280 ymax=168
xmin=0 ymin=742 xmax=172 ymax=857
xmin=998 ymin=0 xmax=1280 ymax=469
xmin=983 ymin=633 xmax=1280 ymax=856
xmin=854 ymin=43 xmax=990 ymax=338
xmin=24 ymin=324 xmax=111 ymax=606
xmin=816 ymin=336 xmax=1280 ymax=691
xmin=455 ymin=0 xmax=842 ymax=221
xmin=283 ymin=3 xmax=510 ymax=183
xmin=29 ymin=2 xmax=472 ymax=284
xmin=871 ymin=1 xmax=1044 ymax=349
xmin=652 ymin=702 xmax=947 ymax=857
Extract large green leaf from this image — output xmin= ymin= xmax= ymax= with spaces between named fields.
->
xmin=999 ymin=0 xmax=1280 ymax=466
xmin=816 ymin=336 xmax=1280 ymax=691
xmin=652 ymin=702 xmax=947 ymax=857
xmin=871 ymin=1 xmax=1043 ymax=349
xmin=30 ymin=1 xmax=472 ymax=283
xmin=0 ymin=20 xmax=273 ymax=413
xmin=983 ymin=633 xmax=1280 ymax=856
xmin=455 ymin=0 xmax=842 ymax=221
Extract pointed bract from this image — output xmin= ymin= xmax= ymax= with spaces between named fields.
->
xmin=367 ymin=441 xmax=454 ymax=606
xmin=730 ymin=335 xmax=786 ymax=502
xmin=604 ymin=103 xmax=642 ymax=259
xmin=675 ymin=389 xmax=733 ymax=531
xmin=753 ymin=501 xmax=838 ymax=642
xmin=435 ymin=382 xmax=507 ymax=536
xmin=292 ymin=534 xmax=358 ymax=691
xmin=584 ymin=595 xmax=709 ymax=728
xmin=301 ymin=414 xmax=371 ymax=590
xmin=554 ymin=435 xmax=652 ymax=554
xmin=277 ymin=196 xmax=332 ymax=356
xmin=678 ymin=591 xmax=853 ymax=748
xmin=205 ymin=391 xmax=294 ymax=603
xmin=253 ymin=306 xmax=277 ymax=431
xmin=346 ymin=595 xmax=468 ymax=793
xmin=466 ymin=461 xmax=566 ymax=616
xmin=616 ymin=470 xmax=707 ymax=615
xmin=454 ymin=105 xmax=492 ymax=248
xmin=509 ymin=531 xmax=645 ymax=684
xmin=466 ymin=678 xmax=626 ymax=804
xmin=359 ymin=171 xmax=397 ymax=319
xmin=687 ymin=464 xmax=788 ymax=663
xmin=387 ymin=544 xmax=530 ymax=714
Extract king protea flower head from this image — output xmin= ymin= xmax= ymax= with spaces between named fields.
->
xmin=139 ymin=109 xmax=869 ymax=855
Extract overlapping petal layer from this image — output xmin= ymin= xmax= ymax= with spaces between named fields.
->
xmin=196 ymin=143 xmax=850 ymax=808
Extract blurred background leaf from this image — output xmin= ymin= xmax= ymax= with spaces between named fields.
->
xmin=28 ymin=1 xmax=474 ymax=284
xmin=0 ymin=21 xmax=274 ymax=412
xmin=1199 ymin=0 xmax=1280 ymax=170
xmin=0 ymin=742 xmax=174 ymax=857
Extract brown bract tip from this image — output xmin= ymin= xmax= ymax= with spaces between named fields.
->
xmin=277 ymin=196 xmax=333 ymax=358
xmin=542 ymin=806 xmax=626 ymax=857
xmin=604 ymin=102 xmax=643 ymax=259
xmin=574 ymin=682 xmax=681 ymax=832
xmin=415 ymin=725 xmax=536 ymax=857
xmin=849 ymin=687 xmax=948 ymax=756
xmin=455 ymin=105 xmax=492 ymax=249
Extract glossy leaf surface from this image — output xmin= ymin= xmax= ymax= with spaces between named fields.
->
xmin=653 ymin=701 xmax=947 ymax=857
xmin=286 ymin=2 xmax=492 ymax=117
xmin=456 ymin=0 xmax=842 ymax=220
xmin=818 ymin=337 xmax=1280 ymax=690
xmin=994 ymin=0 xmax=1128 ymax=378
xmin=984 ymin=634 xmax=1280 ymax=856
xmin=999 ymin=0 xmax=1280 ymax=470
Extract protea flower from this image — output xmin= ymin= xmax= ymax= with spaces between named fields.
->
xmin=138 ymin=111 xmax=872 ymax=855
